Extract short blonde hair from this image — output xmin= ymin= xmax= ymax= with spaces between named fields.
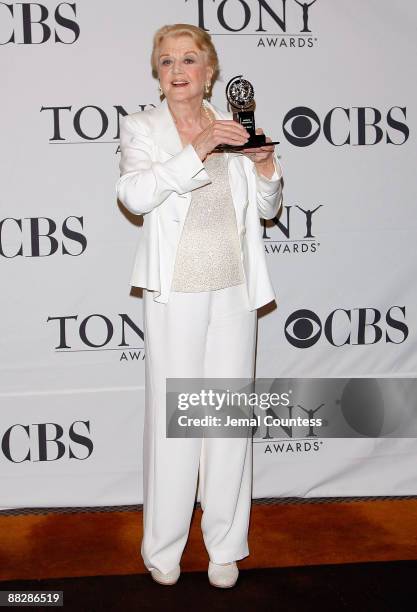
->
xmin=151 ymin=23 xmax=220 ymax=88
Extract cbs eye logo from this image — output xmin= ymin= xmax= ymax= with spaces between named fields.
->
xmin=284 ymin=307 xmax=408 ymax=348
xmin=285 ymin=309 xmax=321 ymax=348
xmin=282 ymin=105 xmax=408 ymax=146
xmin=283 ymin=107 xmax=320 ymax=147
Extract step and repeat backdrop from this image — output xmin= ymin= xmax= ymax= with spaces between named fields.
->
xmin=1 ymin=1 xmax=416 ymax=509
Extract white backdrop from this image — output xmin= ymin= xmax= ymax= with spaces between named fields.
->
xmin=1 ymin=0 xmax=416 ymax=509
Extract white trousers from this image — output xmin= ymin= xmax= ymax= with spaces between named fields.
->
xmin=141 ymin=282 xmax=257 ymax=574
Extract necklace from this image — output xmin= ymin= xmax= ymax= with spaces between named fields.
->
xmin=201 ymin=100 xmax=214 ymax=126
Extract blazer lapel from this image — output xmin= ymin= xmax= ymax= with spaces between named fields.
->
xmin=150 ymin=98 xmax=184 ymax=156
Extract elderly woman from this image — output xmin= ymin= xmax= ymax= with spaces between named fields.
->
xmin=116 ymin=23 xmax=283 ymax=588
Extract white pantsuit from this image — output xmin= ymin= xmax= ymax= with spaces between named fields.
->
xmin=141 ymin=282 xmax=257 ymax=574
xmin=116 ymin=98 xmax=284 ymax=574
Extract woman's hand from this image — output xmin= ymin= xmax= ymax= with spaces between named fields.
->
xmin=192 ymin=120 xmax=249 ymax=160
xmin=241 ymin=128 xmax=276 ymax=178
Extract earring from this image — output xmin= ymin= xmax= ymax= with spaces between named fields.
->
xmin=205 ymin=81 xmax=211 ymax=97
xmin=158 ymin=83 xmax=163 ymax=95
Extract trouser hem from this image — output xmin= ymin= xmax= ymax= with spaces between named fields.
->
xmin=208 ymin=545 xmax=250 ymax=565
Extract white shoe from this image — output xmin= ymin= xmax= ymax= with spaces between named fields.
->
xmin=208 ymin=561 xmax=239 ymax=588
xmin=150 ymin=565 xmax=180 ymax=585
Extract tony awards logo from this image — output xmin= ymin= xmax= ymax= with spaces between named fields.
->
xmin=214 ymin=75 xmax=280 ymax=151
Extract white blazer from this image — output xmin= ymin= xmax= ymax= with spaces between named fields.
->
xmin=116 ymin=98 xmax=283 ymax=311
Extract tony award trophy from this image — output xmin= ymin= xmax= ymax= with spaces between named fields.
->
xmin=214 ymin=74 xmax=280 ymax=152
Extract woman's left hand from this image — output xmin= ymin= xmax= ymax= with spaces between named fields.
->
xmin=240 ymin=128 xmax=275 ymax=177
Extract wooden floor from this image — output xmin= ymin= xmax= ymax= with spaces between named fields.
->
xmin=1 ymin=498 xmax=417 ymax=582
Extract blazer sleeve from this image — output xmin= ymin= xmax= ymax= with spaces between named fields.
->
xmin=116 ymin=114 xmax=211 ymax=215
xmin=254 ymin=154 xmax=284 ymax=220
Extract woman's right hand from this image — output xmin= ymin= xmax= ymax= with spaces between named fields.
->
xmin=192 ymin=120 xmax=249 ymax=160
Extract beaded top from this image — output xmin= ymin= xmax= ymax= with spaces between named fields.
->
xmin=171 ymin=153 xmax=245 ymax=292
